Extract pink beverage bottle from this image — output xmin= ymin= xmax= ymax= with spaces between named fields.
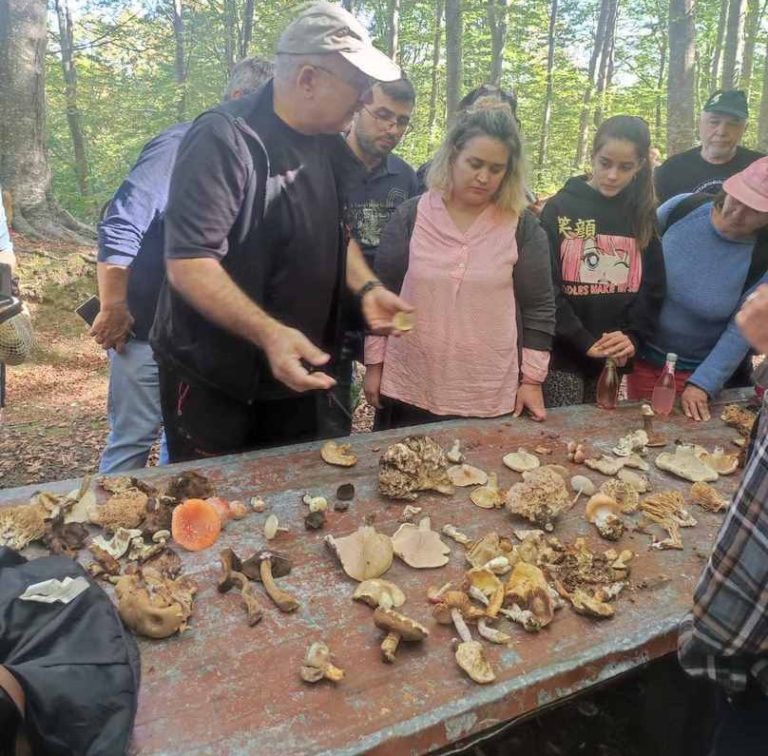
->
xmin=596 ymin=358 xmax=619 ymax=409
xmin=651 ymin=353 xmax=677 ymax=417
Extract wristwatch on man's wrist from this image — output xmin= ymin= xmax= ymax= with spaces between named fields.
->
xmin=356 ymin=279 xmax=383 ymax=300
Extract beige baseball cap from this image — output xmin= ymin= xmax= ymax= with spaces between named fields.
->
xmin=277 ymin=2 xmax=401 ymax=83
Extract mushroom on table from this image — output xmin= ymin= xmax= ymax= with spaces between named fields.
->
xmin=242 ymin=550 xmax=300 ymax=613
xmin=373 ymin=607 xmax=429 ymax=663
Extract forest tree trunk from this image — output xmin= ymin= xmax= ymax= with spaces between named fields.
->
xmin=667 ymin=0 xmax=696 ymax=154
xmin=740 ymin=0 xmax=764 ymax=97
xmin=54 ymin=0 xmax=89 ymax=197
xmin=428 ymin=1 xmax=444 ymax=149
xmin=537 ymin=0 xmax=559 ymax=179
xmin=445 ymin=0 xmax=463 ymax=119
xmin=721 ymin=0 xmax=746 ymax=88
xmin=223 ymin=0 xmax=235 ymax=73
xmin=239 ymin=0 xmax=255 ymax=60
xmin=593 ymin=0 xmax=618 ymax=126
xmin=387 ymin=0 xmax=400 ymax=61
xmin=487 ymin=0 xmax=509 ymax=87
xmin=710 ymin=0 xmax=729 ymax=89
xmin=758 ymin=40 xmax=768 ymax=150
xmin=574 ymin=0 xmax=610 ymax=167
xmin=0 ymin=0 xmax=92 ymax=240
xmin=172 ymin=0 xmax=187 ymax=121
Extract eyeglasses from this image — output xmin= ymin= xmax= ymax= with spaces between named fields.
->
xmin=362 ymin=105 xmax=411 ymax=132
xmin=312 ymin=64 xmax=373 ymax=100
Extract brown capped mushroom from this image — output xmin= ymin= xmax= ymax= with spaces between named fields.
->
xmin=502 ymin=448 xmax=540 ymax=473
xmin=464 ymin=567 xmax=504 ymax=617
xmin=585 ymin=494 xmax=625 ymax=540
xmin=641 ymin=404 xmax=667 ymax=447
xmin=324 ymin=525 xmax=393 ymax=581
xmin=504 ymin=562 xmax=554 ymax=631
xmin=353 ymin=579 xmax=406 ymax=609
xmin=242 ymin=550 xmax=300 ymax=612
xmin=454 ymin=639 xmax=496 ymax=684
xmin=300 ymin=642 xmax=344 ymax=683
xmin=470 ymin=473 xmax=503 ymax=509
xmin=448 ymin=464 xmax=488 ymax=487
xmin=321 ymin=440 xmax=358 ymax=467
xmin=391 ymin=517 xmax=451 ymax=569
xmin=373 ymin=607 xmax=429 ymax=662
xmin=218 ymin=549 xmax=264 ymax=625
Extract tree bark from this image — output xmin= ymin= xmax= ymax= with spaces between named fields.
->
xmin=655 ymin=27 xmax=667 ymax=137
xmin=721 ymin=0 xmax=746 ymax=88
xmin=171 ymin=0 xmax=187 ymax=121
xmin=574 ymin=0 xmax=610 ymax=167
xmin=445 ymin=0 xmax=463 ymax=119
xmin=223 ymin=0 xmax=235 ymax=73
xmin=537 ymin=0 xmax=559 ymax=178
xmin=593 ymin=0 xmax=618 ymax=126
xmin=0 ymin=0 xmax=92 ymax=240
xmin=238 ymin=0 xmax=255 ymax=60
xmin=427 ymin=1 xmax=444 ymax=149
xmin=740 ymin=0 xmax=764 ymax=97
xmin=667 ymin=0 xmax=696 ymax=155
xmin=710 ymin=0 xmax=729 ymax=90
xmin=487 ymin=0 xmax=509 ymax=87
xmin=387 ymin=0 xmax=400 ymax=61
xmin=758 ymin=40 xmax=768 ymax=150
xmin=54 ymin=0 xmax=89 ymax=197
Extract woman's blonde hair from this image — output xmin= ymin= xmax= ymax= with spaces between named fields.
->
xmin=426 ymin=97 xmax=528 ymax=216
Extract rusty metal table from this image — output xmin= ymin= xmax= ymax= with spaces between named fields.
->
xmin=0 ymin=391 xmax=753 ymax=755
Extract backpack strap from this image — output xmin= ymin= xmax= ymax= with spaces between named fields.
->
xmin=660 ymin=193 xmax=713 ymax=235
xmin=743 ymin=231 xmax=768 ymax=293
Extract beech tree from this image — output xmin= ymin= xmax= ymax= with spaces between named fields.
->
xmin=667 ymin=0 xmax=696 ymax=154
xmin=445 ymin=0 xmax=462 ymax=118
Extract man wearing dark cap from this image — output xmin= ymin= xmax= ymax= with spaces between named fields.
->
xmin=655 ymin=89 xmax=765 ymax=203
xmin=151 ymin=2 xmax=411 ymax=462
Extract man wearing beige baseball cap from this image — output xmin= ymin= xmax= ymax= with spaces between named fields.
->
xmin=151 ymin=2 xmax=412 ymax=462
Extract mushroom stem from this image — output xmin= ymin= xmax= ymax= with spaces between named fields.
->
xmin=451 ymin=607 xmax=473 ymax=643
xmin=468 ymin=586 xmax=490 ymax=606
xmin=442 ymin=524 xmax=471 ymax=545
xmin=477 ymin=619 xmax=514 ymax=645
xmin=259 ymin=558 xmax=300 ymax=612
xmin=380 ymin=631 xmax=402 ymax=663
xmin=321 ymin=662 xmax=345 ymax=682
xmin=230 ymin=571 xmax=264 ymax=626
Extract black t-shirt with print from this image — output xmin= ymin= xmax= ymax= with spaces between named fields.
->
xmin=654 ymin=145 xmax=765 ymax=204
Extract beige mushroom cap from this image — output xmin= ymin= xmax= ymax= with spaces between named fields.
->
xmin=432 ymin=590 xmax=486 ymax=623
xmin=570 ymin=475 xmax=596 ymax=496
xmin=373 ymin=607 xmax=429 ymax=641
xmin=391 ymin=517 xmax=451 ymax=569
xmin=353 ymin=579 xmax=406 ymax=609
xmin=695 ymin=447 xmax=739 ymax=475
xmin=447 ymin=464 xmax=488 ymax=487
xmin=324 ymin=525 xmax=394 ymax=582
xmin=502 ymin=448 xmax=540 ymax=473
xmin=321 ymin=440 xmax=358 ymax=467
xmin=455 ymin=640 xmax=496 ymax=684
xmin=585 ymin=493 xmax=622 ymax=522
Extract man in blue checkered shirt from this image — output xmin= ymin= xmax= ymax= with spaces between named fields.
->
xmin=678 ymin=284 xmax=768 ymax=755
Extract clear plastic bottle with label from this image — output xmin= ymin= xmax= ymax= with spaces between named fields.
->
xmin=651 ymin=353 xmax=678 ymax=417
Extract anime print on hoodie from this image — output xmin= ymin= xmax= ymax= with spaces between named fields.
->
xmin=539 ymin=176 xmax=666 ymax=377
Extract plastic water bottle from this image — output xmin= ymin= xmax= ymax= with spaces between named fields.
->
xmin=651 ymin=353 xmax=678 ymax=417
xmin=596 ymin=358 xmax=620 ymax=410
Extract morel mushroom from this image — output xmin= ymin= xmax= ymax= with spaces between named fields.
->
xmin=373 ymin=607 xmax=429 ymax=662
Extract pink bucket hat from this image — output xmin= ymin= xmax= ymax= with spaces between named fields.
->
xmin=723 ymin=157 xmax=768 ymax=212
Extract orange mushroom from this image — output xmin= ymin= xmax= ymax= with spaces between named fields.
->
xmin=171 ymin=498 xmax=222 ymax=551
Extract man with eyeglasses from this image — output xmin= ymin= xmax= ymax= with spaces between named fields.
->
xmin=150 ymin=2 xmax=412 ymax=461
xmin=319 ymin=79 xmax=418 ymax=435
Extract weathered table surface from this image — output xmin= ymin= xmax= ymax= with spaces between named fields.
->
xmin=0 ymin=391 xmax=753 ymax=756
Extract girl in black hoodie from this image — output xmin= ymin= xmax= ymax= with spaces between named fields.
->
xmin=540 ymin=115 xmax=666 ymax=406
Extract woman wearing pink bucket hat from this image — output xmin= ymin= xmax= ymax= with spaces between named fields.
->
xmin=627 ymin=157 xmax=768 ymax=420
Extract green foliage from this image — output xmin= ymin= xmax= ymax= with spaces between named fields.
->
xmin=45 ymin=0 xmax=768 ymax=220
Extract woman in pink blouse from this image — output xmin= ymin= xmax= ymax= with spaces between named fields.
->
xmin=364 ymin=99 xmax=556 ymax=429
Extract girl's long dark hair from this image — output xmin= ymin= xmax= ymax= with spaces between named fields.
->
xmin=592 ymin=115 xmax=657 ymax=250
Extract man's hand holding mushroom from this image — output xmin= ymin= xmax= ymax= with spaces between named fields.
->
xmin=360 ymin=284 xmax=414 ymax=336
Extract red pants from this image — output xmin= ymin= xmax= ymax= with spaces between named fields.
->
xmin=626 ymin=358 xmax=692 ymax=401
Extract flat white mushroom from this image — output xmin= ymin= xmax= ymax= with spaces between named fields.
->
xmin=470 ymin=473 xmax=503 ymax=509
xmin=324 ymin=525 xmax=394 ymax=581
xmin=570 ymin=475 xmax=596 ymax=504
xmin=655 ymin=446 xmax=719 ymax=483
xmin=584 ymin=455 xmax=626 ymax=476
xmin=392 ymin=517 xmax=450 ymax=568
xmin=502 ymin=448 xmax=540 ymax=473
xmin=695 ymin=447 xmax=739 ymax=475
xmin=448 ymin=464 xmax=488 ymax=487
xmin=264 ymin=514 xmax=288 ymax=540
xmin=353 ymin=579 xmax=406 ymax=609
